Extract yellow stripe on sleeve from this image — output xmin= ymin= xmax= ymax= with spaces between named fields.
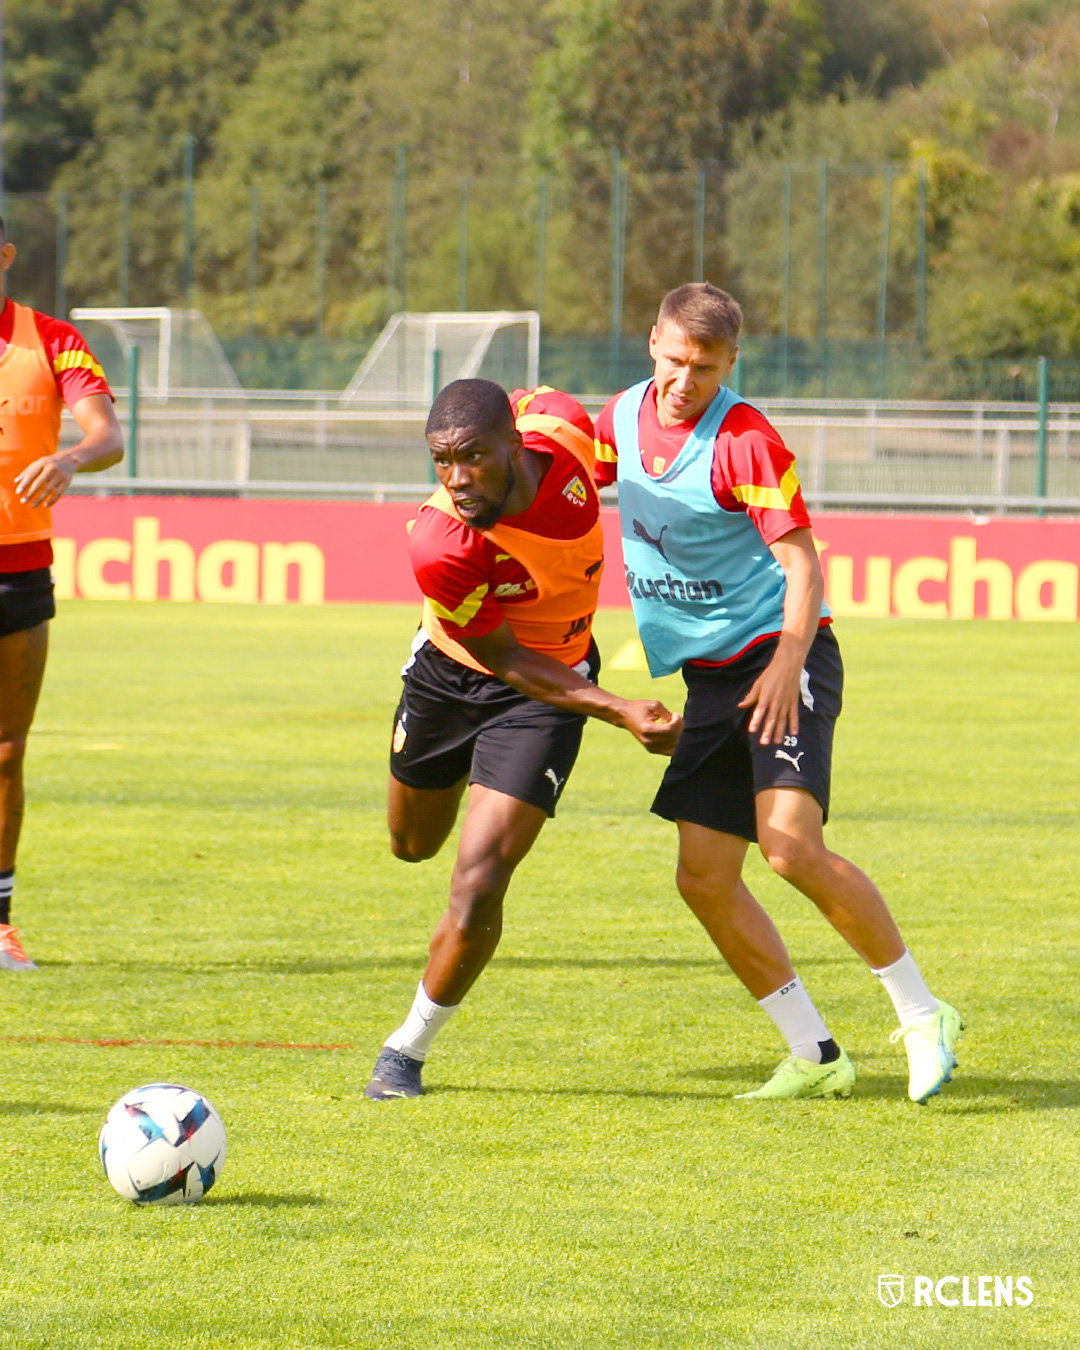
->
xmin=593 ymin=438 xmax=618 ymax=464
xmin=731 ymin=462 xmax=801 ymax=510
xmin=515 ymin=386 xmax=555 ymax=416
xmin=426 ymin=582 xmax=490 ymax=627
xmin=53 ymin=349 xmax=105 ymax=379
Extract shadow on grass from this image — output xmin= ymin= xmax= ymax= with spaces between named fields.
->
xmin=203 ymin=1192 xmax=329 ymax=1208
xmin=686 ymin=1061 xmax=1080 ymax=1109
xmin=0 ymin=1100 xmax=94 ymax=1116
xmin=848 ymin=1072 xmax=1080 ymax=1111
xmin=421 ymin=1070 xmax=1080 ymax=1110
xmin=423 ymin=1083 xmax=738 ymax=1101
xmin=38 ymin=953 xmax=848 ymax=975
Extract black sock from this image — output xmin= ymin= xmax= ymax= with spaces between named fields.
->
xmin=817 ymin=1038 xmax=841 ymax=1064
xmin=0 ymin=868 xmax=13 ymax=926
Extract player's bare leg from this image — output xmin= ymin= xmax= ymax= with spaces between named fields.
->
xmin=675 ymin=817 xmax=850 ymax=1096
xmin=754 ymin=787 xmax=904 ymax=969
xmin=387 ymin=775 xmax=467 ymax=863
xmin=422 ymin=785 xmax=547 ymax=1004
xmin=368 ymin=784 xmax=548 ymax=1099
xmin=755 ymin=786 xmax=961 ymax=1101
xmin=675 ymin=821 xmax=794 ymax=999
xmin=0 ymin=621 xmax=48 ymax=972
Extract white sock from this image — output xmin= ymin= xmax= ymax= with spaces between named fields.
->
xmin=872 ymin=949 xmax=939 ymax=1028
xmin=758 ymin=976 xmax=833 ymax=1063
xmin=383 ymin=981 xmax=460 ymax=1062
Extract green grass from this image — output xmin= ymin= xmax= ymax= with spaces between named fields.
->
xmin=0 ymin=602 xmax=1077 ymax=1348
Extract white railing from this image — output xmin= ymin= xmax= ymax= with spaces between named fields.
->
xmin=62 ymin=391 xmax=1080 ymax=513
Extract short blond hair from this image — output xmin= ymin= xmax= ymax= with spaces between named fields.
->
xmin=656 ymin=283 xmax=742 ymax=348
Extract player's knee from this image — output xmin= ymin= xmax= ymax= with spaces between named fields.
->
xmin=761 ymin=835 xmax=823 ymax=887
xmin=451 ymin=860 xmax=512 ymax=920
xmin=675 ymin=861 xmax=709 ymax=901
xmin=676 ymin=861 xmax=738 ymax=910
xmin=448 ymin=890 xmax=504 ymax=941
xmin=0 ymin=736 xmax=29 ymax=777
xmin=388 ymin=829 xmax=441 ymax=863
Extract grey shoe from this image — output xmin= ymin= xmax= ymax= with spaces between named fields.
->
xmin=365 ymin=1047 xmax=423 ymax=1100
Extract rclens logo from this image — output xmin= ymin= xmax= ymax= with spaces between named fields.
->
xmin=878 ymin=1275 xmax=1033 ymax=1308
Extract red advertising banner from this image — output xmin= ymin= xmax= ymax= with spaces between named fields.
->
xmin=50 ymin=497 xmax=1080 ymax=620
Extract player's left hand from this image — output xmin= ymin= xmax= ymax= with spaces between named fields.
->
xmin=14 ymin=455 xmax=75 ymax=508
xmin=739 ymin=645 xmax=804 ymax=745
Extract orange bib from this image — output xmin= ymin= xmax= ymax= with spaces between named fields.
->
xmin=0 ymin=302 xmax=62 ymax=542
xmin=420 ymin=413 xmax=604 ymax=674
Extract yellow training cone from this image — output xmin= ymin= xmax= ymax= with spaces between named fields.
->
xmin=609 ymin=638 xmax=649 ymax=671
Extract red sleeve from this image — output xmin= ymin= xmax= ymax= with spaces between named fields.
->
xmin=591 ymin=394 xmax=622 ymax=488
xmin=510 ymin=386 xmax=594 ymax=442
xmin=712 ymin=403 xmax=812 ymax=545
xmin=407 ymin=507 xmax=505 ymax=639
xmin=33 ymin=312 xmax=114 ymax=408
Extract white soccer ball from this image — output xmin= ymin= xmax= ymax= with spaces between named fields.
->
xmin=99 ymin=1083 xmax=227 ymax=1205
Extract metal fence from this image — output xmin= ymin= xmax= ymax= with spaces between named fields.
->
xmin=63 ymin=390 xmax=1080 ymax=514
xmin=12 ymin=158 xmax=1080 ymax=401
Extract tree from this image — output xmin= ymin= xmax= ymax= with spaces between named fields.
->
xmin=52 ymin=0 xmax=303 ymax=309
xmin=186 ymin=0 xmax=558 ymax=333
xmin=2 ymin=0 xmax=123 ymax=191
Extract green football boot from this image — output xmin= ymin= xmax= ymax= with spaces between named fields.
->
xmin=735 ymin=1048 xmax=855 ymax=1100
xmin=891 ymin=1002 xmax=963 ymax=1103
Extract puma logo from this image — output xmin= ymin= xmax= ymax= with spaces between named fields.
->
xmin=774 ymin=749 xmax=804 ymax=771
xmin=585 ymin=559 xmax=603 ymax=580
xmin=632 ymin=519 xmax=668 ymax=561
xmin=544 ymin=767 xmax=566 ymax=798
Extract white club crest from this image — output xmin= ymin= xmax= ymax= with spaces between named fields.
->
xmin=878 ymin=1274 xmax=904 ymax=1308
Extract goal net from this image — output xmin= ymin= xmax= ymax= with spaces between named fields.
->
xmin=340 ymin=311 xmax=540 ymax=408
xmin=69 ymin=307 xmax=242 ymax=399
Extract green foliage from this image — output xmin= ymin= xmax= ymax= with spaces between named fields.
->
xmin=814 ymin=0 xmax=942 ymax=93
xmin=2 ymin=0 xmax=123 ymax=191
xmin=0 ymin=602 xmax=1077 ymax=1346
xmin=8 ymin=0 xmax=1080 ymax=359
xmin=534 ymin=0 xmax=827 ymax=171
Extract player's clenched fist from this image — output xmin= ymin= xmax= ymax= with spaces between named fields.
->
xmin=622 ymin=700 xmax=684 ymax=754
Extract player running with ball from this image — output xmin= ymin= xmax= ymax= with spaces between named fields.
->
xmin=595 ymin=283 xmax=962 ymax=1103
xmin=366 ymin=379 xmax=681 ymax=1100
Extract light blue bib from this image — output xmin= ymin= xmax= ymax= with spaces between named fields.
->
xmin=615 ymin=381 xmax=797 ymax=677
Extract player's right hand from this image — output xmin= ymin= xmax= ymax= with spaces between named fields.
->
xmin=622 ymin=700 xmax=684 ymax=755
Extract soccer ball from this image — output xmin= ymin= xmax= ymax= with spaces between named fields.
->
xmin=99 ymin=1083 xmax=227 ymax=1205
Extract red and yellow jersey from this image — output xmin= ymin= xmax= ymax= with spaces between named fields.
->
xmin=409 ymin=387 xmax=602 ymax=671
xmin=594 ymin=383 xmax=811 ymax=546
xmin=0 ymin=299 xmax=113 ymax=571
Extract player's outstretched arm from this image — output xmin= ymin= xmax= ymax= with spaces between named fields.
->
xmin=459 ymin=622 xmax=683 ymax=755
xmin=15 ymin=393 xmax=124 ymax=508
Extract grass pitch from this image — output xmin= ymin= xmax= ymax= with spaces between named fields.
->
xmin=0 ymin=601 xmax=1076 ymax=1349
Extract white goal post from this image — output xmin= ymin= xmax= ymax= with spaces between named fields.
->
xmin=340 ymin=311 xmax=540 ymax=408
xmin=69 ymin=307 xmax=242 ymax=399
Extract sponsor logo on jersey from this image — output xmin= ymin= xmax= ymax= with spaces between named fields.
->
xmin=562 ymin=476 xmax=588 ymax=506
xmin=632 ymin=519 xmax=669 ymax=561
xmin=625 ymin=567 xmax=723 ymax=602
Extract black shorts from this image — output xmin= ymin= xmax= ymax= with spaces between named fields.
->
xmin=389 ymin=636 xmax=600 ymax=817
xmin=0 ymin=568 xmax=55 ymax=639
xmin=651 ymin=626 xmax=844 ymax=842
